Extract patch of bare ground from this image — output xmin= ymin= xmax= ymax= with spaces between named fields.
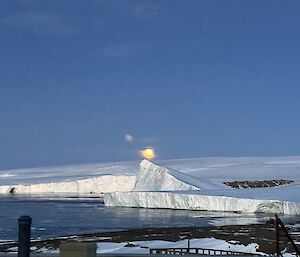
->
xmin=2 ymin=219 xmax=300 ymax=255
xmin=224 ymin=179 xmax=294 ymax=189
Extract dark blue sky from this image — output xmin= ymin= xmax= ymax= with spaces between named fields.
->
xmin=1 ymin=0 xmax=300 ymax=169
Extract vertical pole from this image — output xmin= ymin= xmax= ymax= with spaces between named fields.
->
xmin=18 ymin=216 xmax=32 ymax=257
xmin=275 ymin=216 xmax=280 ymax=256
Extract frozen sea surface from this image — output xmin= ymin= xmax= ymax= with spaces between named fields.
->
xmin=0 ymin=194 xmax=291 ymax=241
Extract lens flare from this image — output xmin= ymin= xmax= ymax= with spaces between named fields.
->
xmin=142 ymin=148 xmax=155 ymax=159
xmin=124 ymin=134 xmax=134 ymax=142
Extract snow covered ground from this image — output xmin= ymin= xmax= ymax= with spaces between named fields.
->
xmin=2 ymin=156 xmax=300 ymax=214
xmin=95 ymin=238 xmax=262 ymax=255
xmin=20 ymin=238 xmax=262 ymax=255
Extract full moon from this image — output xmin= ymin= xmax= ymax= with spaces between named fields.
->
xmin=142 ymin=148 xmax=155 ymax=159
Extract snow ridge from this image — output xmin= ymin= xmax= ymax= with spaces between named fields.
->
xmin=133 ymin=160 xmax=200 ymax=191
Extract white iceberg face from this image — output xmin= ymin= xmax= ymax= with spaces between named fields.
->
xmin=104 ymin=191 xmax=300 ymax=215
xmin=0 ymin=175 xmax=136 ymax=194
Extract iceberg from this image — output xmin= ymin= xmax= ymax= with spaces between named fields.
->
xmin=0 ymin=161 xmax=138 ymax=194
xmin=104 ymin=159 xmax=300 ymax=215
xmin=0 ymin=175 xmax=136 ymax=194
xmin=104 ymin=191 xmax=300 ymax=215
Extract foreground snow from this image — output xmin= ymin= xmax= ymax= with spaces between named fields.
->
xmin=96 ymin=238 xmax=261 ymax=254
xmin=27 ymin=238 xmax=262 ymax=255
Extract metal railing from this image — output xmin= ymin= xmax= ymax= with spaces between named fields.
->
xmin=150 ymin=247 xmax=259 ymax=255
